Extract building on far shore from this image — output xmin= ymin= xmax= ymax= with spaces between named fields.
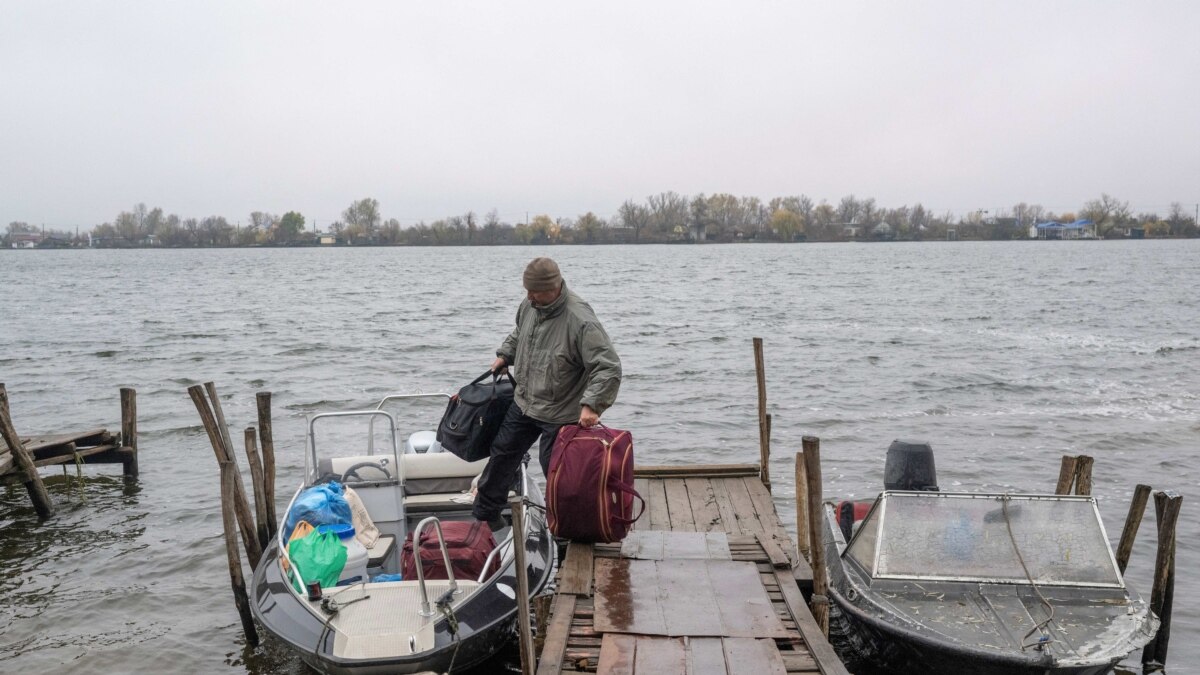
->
xmin=9 ymin=233 xmax=42 ymax=249
xmin=1029 ymin=220 xmax=1097 ymax=240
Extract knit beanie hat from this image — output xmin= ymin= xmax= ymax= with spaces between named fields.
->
xmin=523 ymin=257 xmax=562 ymax=291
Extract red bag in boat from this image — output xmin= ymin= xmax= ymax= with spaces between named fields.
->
xmin=401 ymin=520 xmax=498 ymax=581
xmin=546 ymin=424 xmax=645 ymax=543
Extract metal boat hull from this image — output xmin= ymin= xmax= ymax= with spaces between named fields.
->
xmin=250 ymin=519 xmax=553 ymax=674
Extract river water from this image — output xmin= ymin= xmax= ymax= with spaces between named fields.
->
xmin=1 ymin=242 xmax=1196 ymax=674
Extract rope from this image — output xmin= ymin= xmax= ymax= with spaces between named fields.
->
xmin=1000 ymin=495 xmax=1055 ymax=651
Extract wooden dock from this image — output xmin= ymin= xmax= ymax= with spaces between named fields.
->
xmin=536 ymin=463 xmax=849 ymax=675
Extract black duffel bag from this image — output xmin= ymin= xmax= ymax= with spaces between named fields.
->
xmin=436 ymin=369 xmax=515 ymax=462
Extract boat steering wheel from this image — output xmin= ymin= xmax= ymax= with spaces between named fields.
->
xmin=341 ymin=461 xmax=391 ymax=483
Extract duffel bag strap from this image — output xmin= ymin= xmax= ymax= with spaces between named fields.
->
xmin=470 ymin=368 xmax=517 ymax=392
xmin=610 ymin=483 xmax=647 ymax=524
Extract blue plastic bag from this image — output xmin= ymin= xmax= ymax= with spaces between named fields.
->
xmin=372 ymin=573 xmax=403 ymax=583
xmin=284 ymin=481 xmax=352 ymax=538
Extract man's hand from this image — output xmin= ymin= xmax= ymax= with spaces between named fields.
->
xmin=579 ymin=405 xmax=600 ymax=428
xmin=490 ymin=357 xmax=507 ymax=374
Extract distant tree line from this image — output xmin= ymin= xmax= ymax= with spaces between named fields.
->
xmin=4 ymin=193 xmax=1197 ymax=248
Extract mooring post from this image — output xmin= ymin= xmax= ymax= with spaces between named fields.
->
xmin=802 ymin=435 xmax=829 ymax=636
xmin=533 ymin=593 xmax=553 ymax=656
xmin=1055 ymin=454 xmax=1078 ymax=494
xmin=1074 ymin=455 xmax=1094 ymax=496
xmin=794 ymin=450 xmax=810 ymax=562
xmin=220 ymin=460 xmax=259 ymax=647
xmin=509 ymin=495 xmax=535 ymax=675
xmin=119 ymin=387 xmax=139 ymax=479
xmin=244 ymin=427 xmax=270 ymax=551
xmin=0 ymin=383 xmax=55 ymax=518
xmin=1116 ymin=484 xmax=1152 ymax=575
xmin=255 ymin=392 xmax=278 ymax=540
xmin=188 ymin=384 xmax=263 ymax=570
xmin=1143 ymin=490 xmax=1181 ymax=670
xmin=753 ymin=337 xmax=771 ymax=491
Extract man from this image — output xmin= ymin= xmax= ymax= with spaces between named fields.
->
xmin=472 ymin=257 xmax=621 ymax=530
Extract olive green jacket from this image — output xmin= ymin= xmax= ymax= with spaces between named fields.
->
xmin=497 ymin=281 xmax=622 ymax=425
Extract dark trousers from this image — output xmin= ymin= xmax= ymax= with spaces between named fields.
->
xmin=472 ymin=404 xmax=564 ymax=521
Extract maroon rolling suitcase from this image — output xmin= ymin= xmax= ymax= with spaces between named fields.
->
xmin=401 ymin=520 xmax=498 ymax=581
xmin=546 ymin=424 xmax=645 ymax=543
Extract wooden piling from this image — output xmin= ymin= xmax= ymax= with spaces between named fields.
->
xmin=188 ymin=384 xmax=263 ymax=570
xmin=533 ymin=594 xmax=553 ymax=656
xmin=1055 ymin=455 xmax=1078 ymax=494
xmin=1074 ymin=455 xmax=1094 ymax=496
xmin=119 ymin=387 xmax=139 ymax=479
xmin=0 ymin=383 xmax=55 ymax=518
xmin=1143 ymin=490 xmax=1181 ymax=670
xmin=1116 ymin=484 xmax=1152 ymax=575
xmin=510 ymin=495 xmax=535 ymax=675
xmin=802 ymin=435 xmax=829 ymax=636
xmin=794 ymin=451 xmax=810 ymax=562
xmin=255 ymin=392 xmax=278 ymax=540
xmin=220 ymin=460 xmax=259 ymax=647
xmin=753 ymin=337 xmax=771 ymax=491
xmin=244 ymin=427 xmax=270 ymax=551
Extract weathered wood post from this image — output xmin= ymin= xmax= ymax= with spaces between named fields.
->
xmin=533 ymin=594 xmax=553 ymax=656
xmin=119 ymin=387 xmax=139 ymax=479
xmin=188 ymin=384 xmax=263 ymax=569
xmin=1142 ymin=490 xmax=1181 ymax=670
xmin=802 ymin=435 xmax=829 ymax=635
xmin=244 ymin=427 xmax=270 ymax=551
xmin=256 ymin=392 xmax=278 ymax=540
xmin=509 ymin=495 xmax=536 ymax=675
xmin=0 ymin=383 xmax=55 ymax=518
xmin=794 ymin=450 xmax=810 ymax=562
xmin=753 ymin=337 xmax=771 ymax=491
xmin=1055 ymin=455 xmax=1079 ymax=494
xmin=1073 ymin=455 xmax=1094 ymax=496
xmin=1116 ymin=484 xmax=1152 ymax=575
xmin=220 ymin=458 xmax=259 ymax=647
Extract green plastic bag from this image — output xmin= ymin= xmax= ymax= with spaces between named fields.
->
xmin=288 ymin=529 xmax=347 ymax=592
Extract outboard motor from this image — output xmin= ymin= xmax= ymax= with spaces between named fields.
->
xmin=883 ymin=439 xmax=939 ymax=491
xmin=405 ymin=430 xmax=444 ymax=454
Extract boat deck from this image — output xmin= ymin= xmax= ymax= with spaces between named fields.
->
xmin=536 ymin=464 xmax=849 ymax=675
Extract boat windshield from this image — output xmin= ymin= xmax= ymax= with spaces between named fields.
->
xmin=845 ymin=492 xmax=1122 ymax=587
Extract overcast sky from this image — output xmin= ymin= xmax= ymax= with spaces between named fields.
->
xmin=2 ymin=2 xmax=1198 ymax=228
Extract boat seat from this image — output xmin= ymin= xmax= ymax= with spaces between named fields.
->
xmin=318 ymin=452 xmax=488 ymax=495
xmin=367 ymin=534 xmax=395 ymax=568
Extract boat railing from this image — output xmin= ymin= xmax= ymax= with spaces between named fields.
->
xmin=412 ymin=516 xmax=461 ymax=616
xmin=306 ymin=409 xmax=401 ymax=485
xmin=277 ymin=485 xmax=308 ymax=595
xmin=366 ymin=393 xmax=452 ymax=455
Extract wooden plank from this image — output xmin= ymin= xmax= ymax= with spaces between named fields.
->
xmin=621 ymin=532 xmax=731 ymax=561
xmin=779 ymin=650 xmax=820 ymax=672
xmin=633 ymin=478 xmax=651 ymax=531
xmin=664 ymin=479 xmax=697 ymax=532
xmin=596 ymin=634 xmax=636 ymax=675
xmin=658 ymin=558 xmax=726 ymax=636
xmin=32 ymin=442 xmax=125 ymax=467
xmin=687 ymin=638 xmax=729 ymax=675
xmin=636 ymin=464 xmax=760 ymax=478
xmin=706 ymin=533 xmax=733 ymax=561
xmin=559 ymin=543 xmax=595 ymax=596
xmin=708 ymin=479 xmax=743 ymax=535
xmin=648 ymin=479 xmax=671 ymax=531
xmin=621 ymin=531 xmax=664 ymax=560
xmin=721 ymin=477 xmax=764 ymax=533
xmin=723 ymin=638 xmax=787 ymax=675
xmin=536 ymin=593 xmax=577 ymax=675
xmin=743 ymin=477 xmax=788 ymax=533
xmin=685 ymin=477 xmax=724 ymax=533
xmin=594 ymin=558 xmax=667 ymax=635
xmin=633 ymin=637 xmax=687 ymax=673
xmin=20 ymin=428 xmax=109 ymax=452
xmin=771 ymin=568 xmax=850 ymax=675
xmin=756 ymin=532 xmax=792 ymax=569
xmin=704 ymin=560 xmax=791 ymax=638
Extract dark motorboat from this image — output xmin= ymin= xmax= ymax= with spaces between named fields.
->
xmin=822 ymin=441 xmax=1158 ymax=675
xmin=250 ymin=394 xmax=554 ymax=675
